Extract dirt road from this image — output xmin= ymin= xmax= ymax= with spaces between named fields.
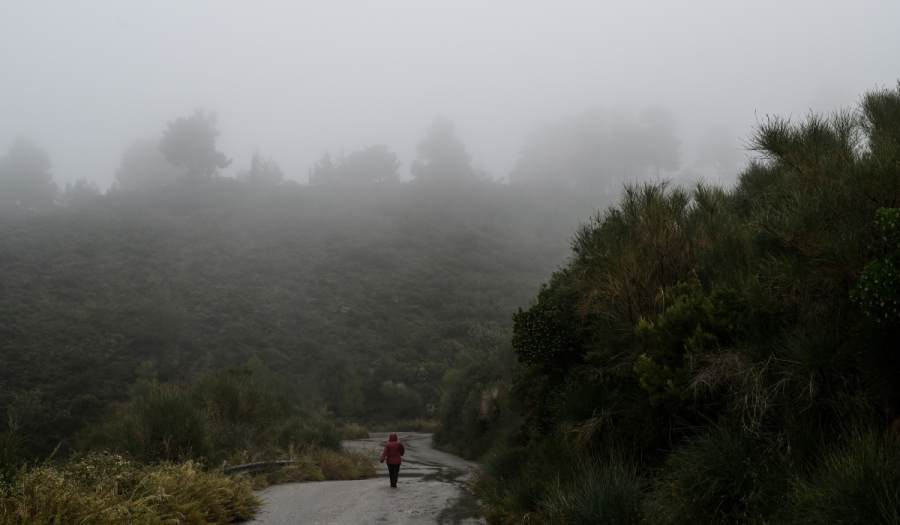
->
xmin=246 ymin=432 xmax=485 ymax=524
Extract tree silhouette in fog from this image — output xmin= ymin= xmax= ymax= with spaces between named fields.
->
xmin=158 ymin=109 xmax=231 ymax=180
xmin=411 ymin=115 xmax=482 ymax=183
xmin=239 ymin=149 xmax=284 ymax=187
xmin=309 ymin=145 xmax=400 ymax=185
xmin=0 ymin=137 xmax=57 ymax=211
xmin=309 ymin=151 xmax=338 ymax=185
xmin=343 ymin=145 xmax=401 ymax=184
xmin=115 ymin=138 xmax=184 ymax=190
xmin=60 ymin=178 xmax=101 ymax=207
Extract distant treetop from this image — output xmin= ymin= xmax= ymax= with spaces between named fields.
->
xmin=310 ymin=145 xmax=400 ymax=185
xmin=411 ymin=115 xmax=484 ymax=184
xmin=158 ymin=109 xmax=232 ymax=180
xmin=0 ymin=137 xmax=57 ymax=211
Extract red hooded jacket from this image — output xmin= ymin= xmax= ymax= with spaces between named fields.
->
xmin=380 ymin=433 xmax=405 ymax=465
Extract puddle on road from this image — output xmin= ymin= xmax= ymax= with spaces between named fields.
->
xmin=421 ymin=467 xmax=463 ymax=484
xmin=436 ymin=484 xmax=485 ymax=525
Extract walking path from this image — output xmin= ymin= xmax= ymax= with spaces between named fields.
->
xmin=246 ymin=432 xmax=485 ymax=524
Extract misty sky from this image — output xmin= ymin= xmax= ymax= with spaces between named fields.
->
xmin=2 ymin=1 xmax=898 ymax=189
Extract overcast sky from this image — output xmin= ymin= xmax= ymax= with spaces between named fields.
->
xmin=1 ymin=1 xmax=898 ymax=189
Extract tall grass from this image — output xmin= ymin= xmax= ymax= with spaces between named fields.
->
xmin=0 ymin=425 xmax=23 ymax=496
xmin=539 ymin=454 xmax=643 ymax=525
xmin=788 ymin=430 xmax=900 ymax=525
xmin=642 ymin=425 xmax=786 ymax=524
xmin=338 ymin=422 xmax=370 ymax=440
xmin=369 ymin=418 xmax=440 ymax=433
xmin=0 ymin=453 xmax=258 ymax=524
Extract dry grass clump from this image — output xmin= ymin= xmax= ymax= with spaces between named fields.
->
xmin=250 ymin=447 xmax=376 ymax=489
xmin=309 ymin=448 xmax=376 ymax=480
xmin=265 ymin=458 xmax=325 ymax=484
xmin=370 ymin=419 xmax=439 ymax=433
xmin=0 ymin=453 xmax=259 ymax=524
xmin=339 ymin=422 xmax=370 ymax=440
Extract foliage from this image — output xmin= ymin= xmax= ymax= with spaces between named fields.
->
xmin=82 ymin=363 xmax=341 ymax=465
xmin=369 ymin=419 xmax=441 ymax=433
xmin=115 ymin=137 xmax=184 ymax=190
xmin=158 ymin=109 xmax=231 ymax=179
xmin=89 ymin=380 xmax=212 ymax=463
xmin=788 ymin=429 xmax=900 ymax=525
xmin=309 ymin=145 xmax=401 ymax=185
xmin=238 ymin=149 xmax=285 ymax=187
xmin=0 ymin=453 xmax=259 ymax=524
xmin=851 ymin=207 xmax=900 ymax=324
xmin=60 ymin=178 xmax=102 ymax=208
xmin=633 ymin=281 xmax=746 ymax=413
xmin=539 ymin=454 xmax=643 ymax=525
xmin=511 ymin=270 xmax=588 ymax=370
xmin=260 ymin=447 xmax=376 ymax=486
xmin=0 ymin=423 xmax=23 ymax=496
xmin=411 ymin=115 xmax=484 ymax=183
xmin=642 ymin=425 xmax=785 ymax=524
xmin=0 ymin=178 xmax=602 ymax=458
xmin=433 ymin=325 xmax=518 ymax=459
xmin=338 ymin=422 xmax=369 ymax=440
xmin=452 ymin=83 xmax=900 ymax=523
xmin=0 ymin=137 xmax=57 ymax=211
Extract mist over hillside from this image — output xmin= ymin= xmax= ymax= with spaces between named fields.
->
xmin=2 ymin=3 xmax=900 ymax=521
xmin=0 ymin=177 xmax=611 ymax=457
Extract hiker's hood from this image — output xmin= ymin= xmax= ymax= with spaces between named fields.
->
xmin=389 ymin=432 xmax=398 ymax=442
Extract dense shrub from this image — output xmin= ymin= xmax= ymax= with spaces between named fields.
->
xmin=788 ymin=430 xmax=900 ymax=525
xmin=450 ymin=83 xmax=900 ymax=524
xmin=82 ymin=363 xmax=343 ymax=465
xmin=642 ymin=425 xmax=785 ymax=524
xmin=0 ymin=179 xmax=603 ymax=459
xmin=539 ymin=455 xmax=643 ymax=525
xmin=433 ymin=325 xmax=518 ymax=459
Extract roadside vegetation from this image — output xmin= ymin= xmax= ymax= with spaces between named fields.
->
xmin=0 ymin=362 xmax=375 ymax=523
xmin=435 ymin=83 xmax=900 ymax=523
xmin=0 ymin=177 xmax=602 ymax=461
xmin=1 ymin=101 xmax=620 ymax=523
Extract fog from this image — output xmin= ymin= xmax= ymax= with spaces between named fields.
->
xmin=1 ymin=1 xmax=898 ymax=189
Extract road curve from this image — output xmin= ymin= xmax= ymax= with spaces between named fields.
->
xmin=246 ymin=432 xmax=485 ymax=524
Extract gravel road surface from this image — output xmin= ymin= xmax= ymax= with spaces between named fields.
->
xmin=246 ymin=432 xmax=485 ymax=524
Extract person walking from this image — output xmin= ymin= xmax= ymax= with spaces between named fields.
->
xmin=380 ymin=432 xmax=405 ymax=488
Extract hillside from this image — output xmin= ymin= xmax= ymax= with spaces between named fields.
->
xmin=0 ymin=179 xmax=608 ymax=457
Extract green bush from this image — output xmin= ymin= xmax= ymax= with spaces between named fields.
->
xmin=633 ymin=281 xmax=745 ymax=414
xmin=539 ymin=454 xmax=643 ymax=525
xmin=93 ymin=381 xmax=211 ymax=463
xmin=83 ymin=363 xmax=343 ymax=464
xmin=277 ymin=415 xmax=342 ymax=452
xmin=642 ymin=425 xmax=785 ymax=524
xmin=455 ymin=83 xmax=900 ymax=524
xmin=434 ymin=325 xmax=517 ymax=459
xmin=0 ymin=425 xmax=23 ymax=495
xmin=339 ymin=422 xmax=369 ymax=440
xmin=788 ymin=430 xmax=900 ymax=525
xmin=852 ymin=207 xmax=900 ymax=325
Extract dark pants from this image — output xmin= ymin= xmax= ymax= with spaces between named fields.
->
xmin=387 ymin=464 xmax=400 ymax=486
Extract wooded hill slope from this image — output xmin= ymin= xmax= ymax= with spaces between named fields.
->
xmin=0 ymin=180 xmax=607 ymax=457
